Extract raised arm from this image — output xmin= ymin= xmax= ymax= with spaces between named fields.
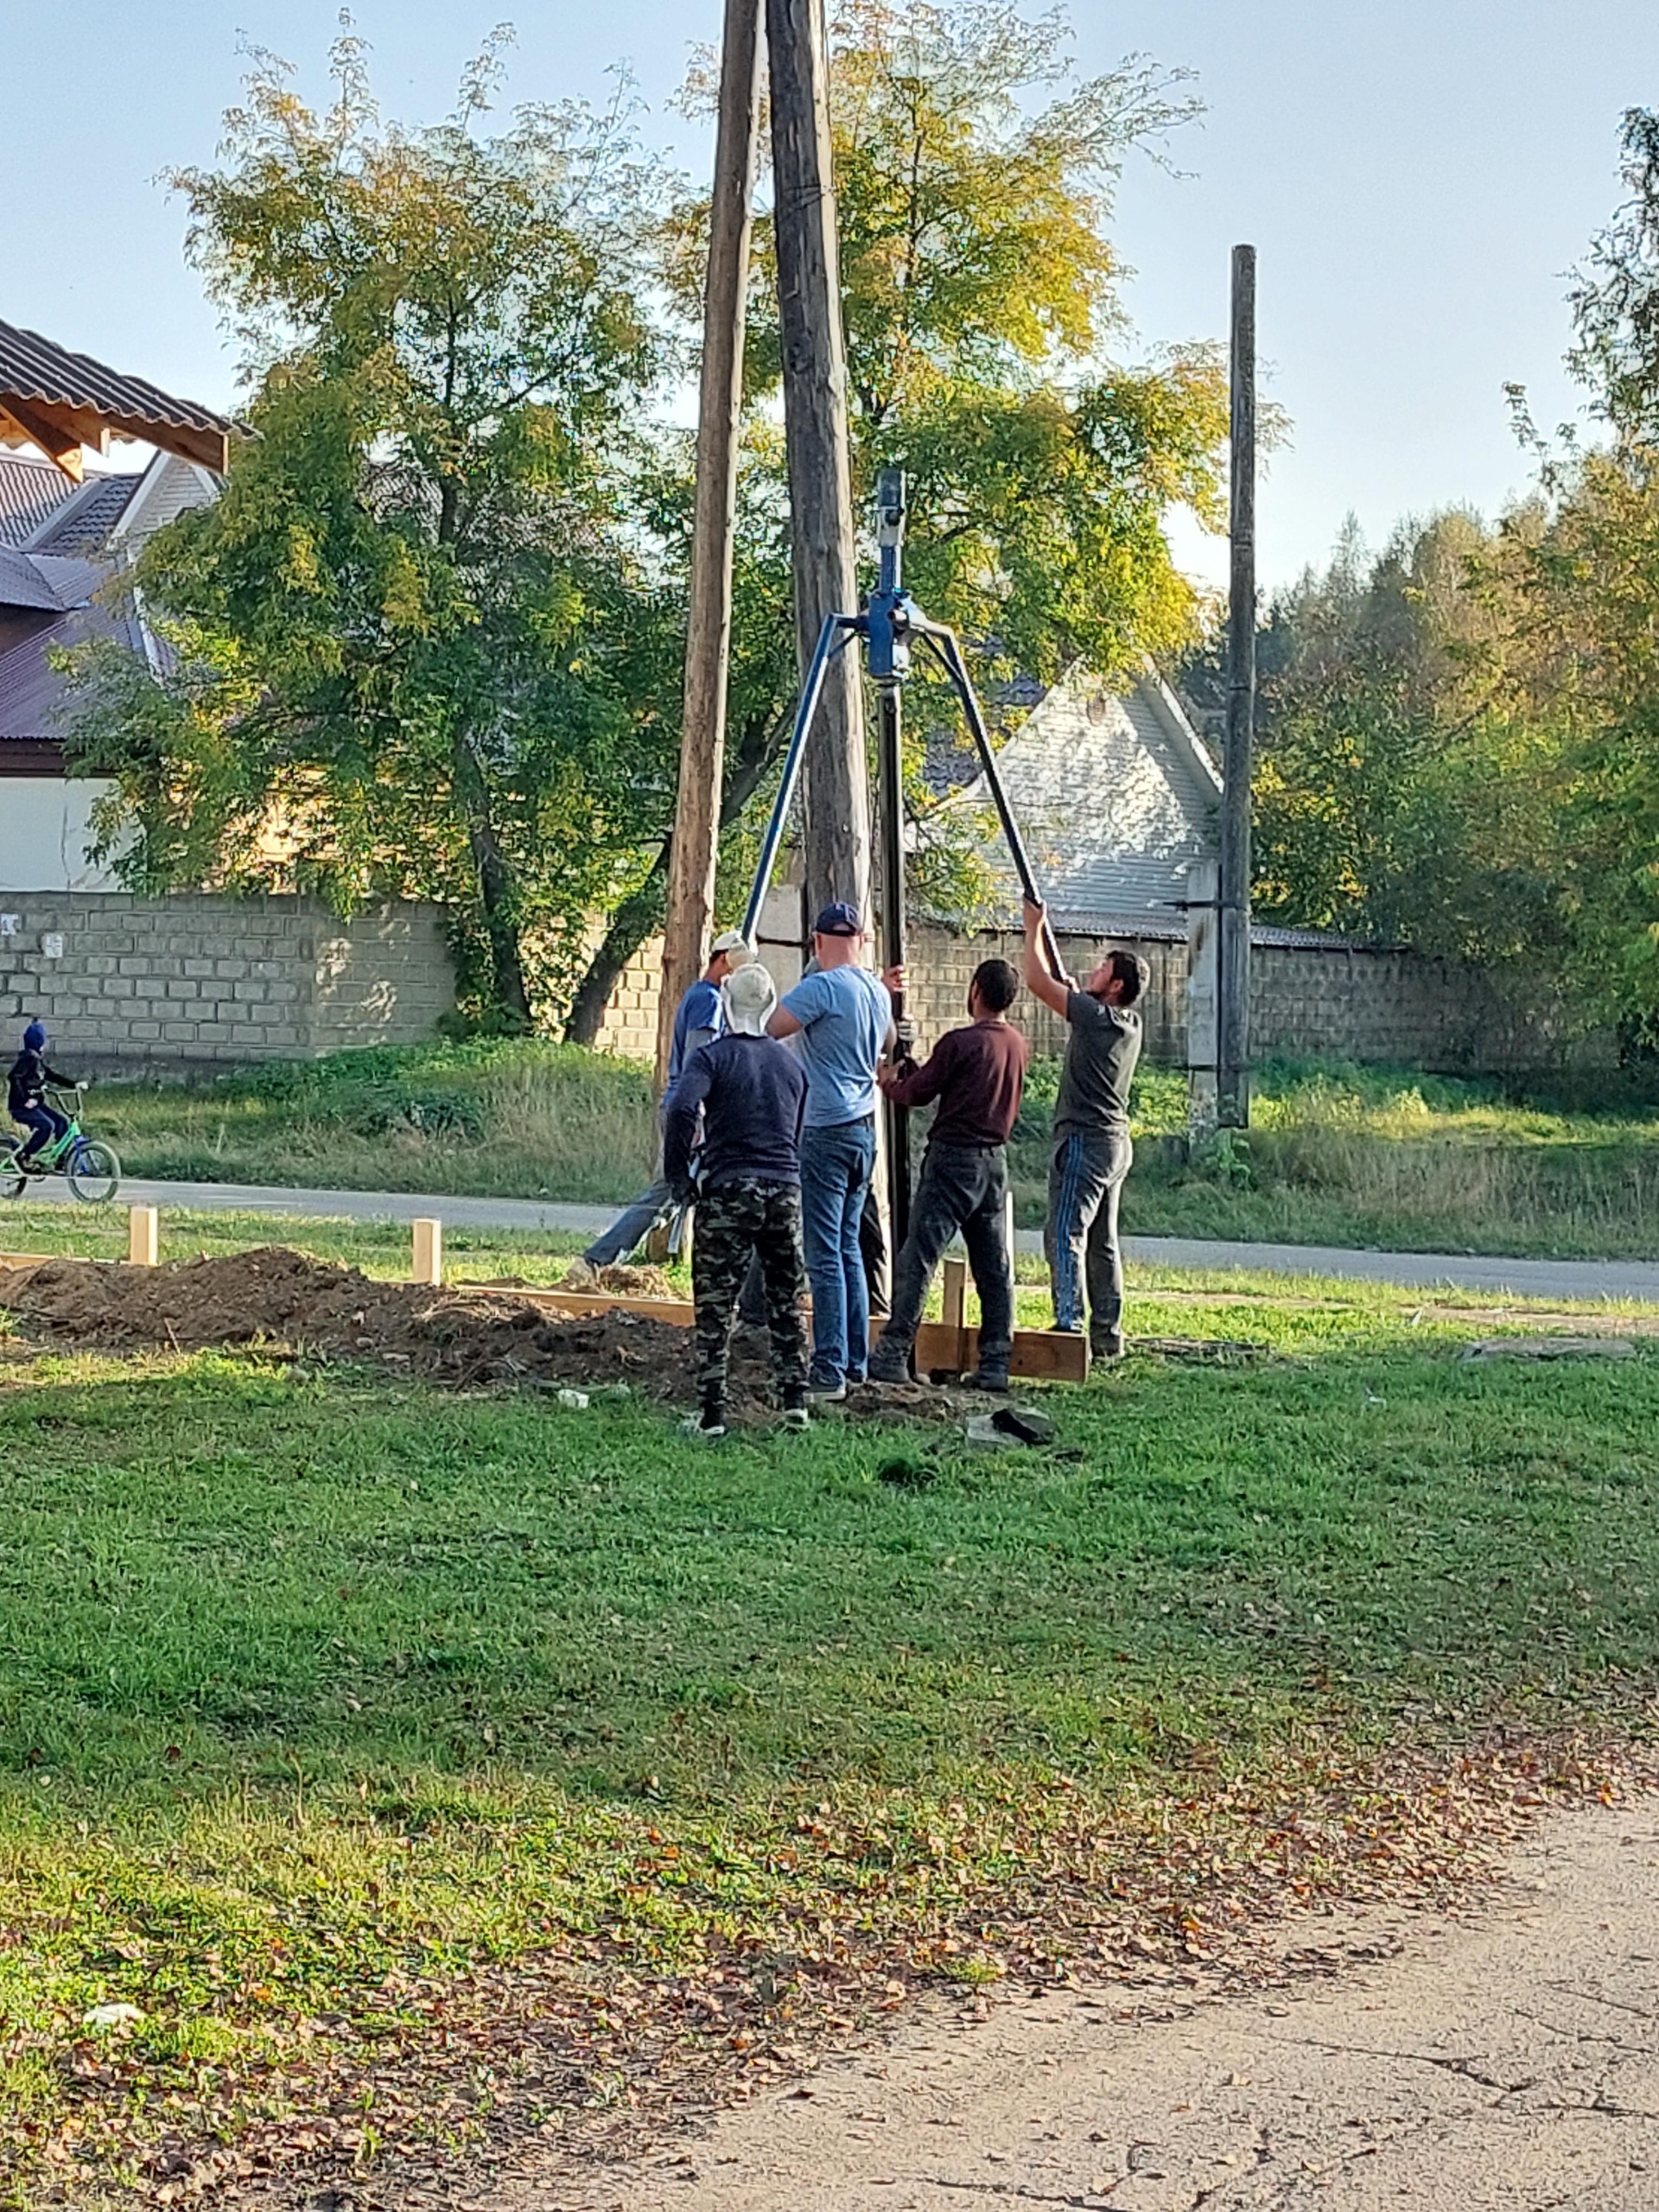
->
xmin=1022 ymin=896 xmax=1073 ymax=1019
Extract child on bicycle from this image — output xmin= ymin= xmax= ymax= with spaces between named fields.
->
xmin=8 ymin=1020 xmax=79 ymax=1173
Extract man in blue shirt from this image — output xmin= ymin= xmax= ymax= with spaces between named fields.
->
xmin=576 ymin=930 xmax=752 ymax=1271
xmin=767 ymin=901 xmax=894 ymax=1398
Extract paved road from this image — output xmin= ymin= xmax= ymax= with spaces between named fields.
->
xmin=514 ymin=1802 xmax=1659 ymax=2212
xmin=14 ymin=1175 xmax=1659 ymax=1303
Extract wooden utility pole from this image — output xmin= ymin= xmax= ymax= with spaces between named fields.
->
xmin=655 ymin=0 xmax=766 ymax=1086
xmin=766 ymin=0 xmax=872 ymax=928
xmin=1217 ymin=243 xmax=1257 ymax=1128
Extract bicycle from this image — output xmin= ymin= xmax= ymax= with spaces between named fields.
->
xmin=1 ymin=1085 xmax=121 ymax=1204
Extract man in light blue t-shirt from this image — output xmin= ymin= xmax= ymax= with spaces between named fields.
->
xmin=768 ymin=900 xmax=894 ymax=1396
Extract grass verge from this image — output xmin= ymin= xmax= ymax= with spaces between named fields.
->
xmin=1 ymin=1270 xmax=1657 ymax=2202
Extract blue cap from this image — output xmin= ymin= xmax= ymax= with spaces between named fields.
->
xmin=813 ymin=901 xmax=861 ymax=937
xmin=22 ymin=1020 xmax=46 ymax=1052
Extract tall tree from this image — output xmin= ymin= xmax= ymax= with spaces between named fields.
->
xmin=1568 ymin=107 xmax=1659 ymax=442
xmin=68 ymin=27 xmax=676 ymax=1025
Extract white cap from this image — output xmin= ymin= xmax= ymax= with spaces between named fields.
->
xmin=722 ymin=960 xmax=778 ymax=1037
xmin=710 ymin=929 xmax=753 ymax=965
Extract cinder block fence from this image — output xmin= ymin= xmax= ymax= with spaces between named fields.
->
xmin=0 ymin=892 xmax=454 ymax=1069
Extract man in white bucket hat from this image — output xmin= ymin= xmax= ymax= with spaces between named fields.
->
xmin=663 ymin=960 xmax=810 ymax=1438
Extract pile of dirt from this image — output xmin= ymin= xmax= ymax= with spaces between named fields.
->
xmin=1 ymin=1247 xmax=701 ymax=1401
xmin=0 ymin=1247 xmax=966 ymax=1426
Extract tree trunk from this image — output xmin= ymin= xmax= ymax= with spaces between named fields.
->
xmin=560 ymin=703 xmax=792 ymax=1051
xmin=565 ymin=852 xmax=671 ymax=1048
xmin=469 ymin=817 xmax=533 ymax=1029
xmin=453 ymin=734 xmax=534 ymax=1029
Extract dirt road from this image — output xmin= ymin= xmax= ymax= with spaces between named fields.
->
xmin=516 ymin=1802 xmax=1659 ymax=2212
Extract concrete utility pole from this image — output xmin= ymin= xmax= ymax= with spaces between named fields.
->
xmin=766 ymin=0 xmax=873 ymax=929
xmin=1217 ymin=242 xmax=1257 ymax=1128
xmin=655 ymin=0 xmax=765 ymax=1087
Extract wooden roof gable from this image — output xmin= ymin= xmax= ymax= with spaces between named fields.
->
xmin=0 ymin=318 xmax=238 ymax=480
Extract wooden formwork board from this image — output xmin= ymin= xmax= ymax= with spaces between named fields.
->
xmin=453 ymin=1281 xmax=1088 ymax=1382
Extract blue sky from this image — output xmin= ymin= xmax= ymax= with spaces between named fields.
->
xmin=7 ymin=0 xmax=1656 ymax=588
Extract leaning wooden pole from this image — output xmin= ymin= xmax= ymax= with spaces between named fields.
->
xmin=655 ymin=0 xmax=766 ymax=1087
xmin=766 ymin=0 xmax=872 ymax=928
xmin=1217 ymin=243 xmax=1257 ymax=1128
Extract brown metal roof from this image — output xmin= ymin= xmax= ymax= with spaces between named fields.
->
xmin=0 ymin=547 xmax=102 ymax=613
xmin=0 ymin=596 xmax=146 ymax=744
xmin=0 ymin=318 xmax=238 ymax=479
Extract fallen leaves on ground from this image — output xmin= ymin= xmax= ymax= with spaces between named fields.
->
xmin=7 ymin=1721 xmax=1656 ymax=2209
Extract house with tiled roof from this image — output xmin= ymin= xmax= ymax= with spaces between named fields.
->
xmin=0 ymin=448 xmax=219 ymax=889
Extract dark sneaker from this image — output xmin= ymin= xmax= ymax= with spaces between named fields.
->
xmin=806 ymin=1377 xmax=846 ymax=1403
xmin=781 ymin=1386 xmax=810 ymax=1433
xmin=866 ymin=1349 xmax=911 ymax=1386
xmin=681 ymin=1403 xmax=728 ymax=1440
xmin=961 ymin=1367 xmax=1011 ymax=1394
xmin=1090 ymin=1334 xmax=1127 ymax=1363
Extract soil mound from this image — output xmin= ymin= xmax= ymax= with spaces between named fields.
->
xmin=1 ymin=1247 xmax=697 ymax=1398
xmin=1 ymin=1249 xmax=971 ymax=1426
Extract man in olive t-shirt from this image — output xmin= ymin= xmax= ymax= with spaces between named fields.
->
xmin=1021 ymin=897 xmax=1149 ymax=1360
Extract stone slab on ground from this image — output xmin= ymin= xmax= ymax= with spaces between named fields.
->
xmin=15 ymin=1179 xmax=1659 ymax=1305
xmin=512 ymin=1802 xmax=1659 ymax=2212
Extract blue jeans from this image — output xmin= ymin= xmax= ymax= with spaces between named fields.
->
xmin=585 ymin=1176 xmax=672 ymax=1267
xmin=799 ymin=1117 xmax=876 ymax=1387
xmin=14 ymin=1103 xmax=67 ymax=1163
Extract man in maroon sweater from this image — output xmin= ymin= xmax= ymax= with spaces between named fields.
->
xmin=867 ymin=958 xmax=1029 ymax=1392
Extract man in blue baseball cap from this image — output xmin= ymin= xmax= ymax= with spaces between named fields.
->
xmin=767 ymin=901 xmax=895 ymax=1398
xmin=8 ymin=1020 xmax=79 ymax=1172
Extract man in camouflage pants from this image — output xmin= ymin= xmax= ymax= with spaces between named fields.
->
xmin=662 ymin=960 xmax=810 ymax=1438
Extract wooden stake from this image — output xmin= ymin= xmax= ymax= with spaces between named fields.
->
xmin=655 ymin=0 xmax=766 ymax=1087
xmin=941 ymin=1255 xmax=968 ymax=1371
xmin=1218 ymin=244 xmax=1257 ymax=1129
xmin=412 ymin=1217 xmax=443 ymax=1288
xmin=127 ymin=1205 xmax=158 ymax=1268
xmin=766 ymin=0 xmax=873 ymax=926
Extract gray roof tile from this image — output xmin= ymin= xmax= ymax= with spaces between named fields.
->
xmin=0 ymin=450 xmax=76 ymax=546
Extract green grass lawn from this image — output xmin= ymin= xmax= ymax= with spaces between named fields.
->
xmin=65 ymin=1039 xmax=1659 ymax=1262
xmin=3 ymin=1260 xmax=1658 ymax=2201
